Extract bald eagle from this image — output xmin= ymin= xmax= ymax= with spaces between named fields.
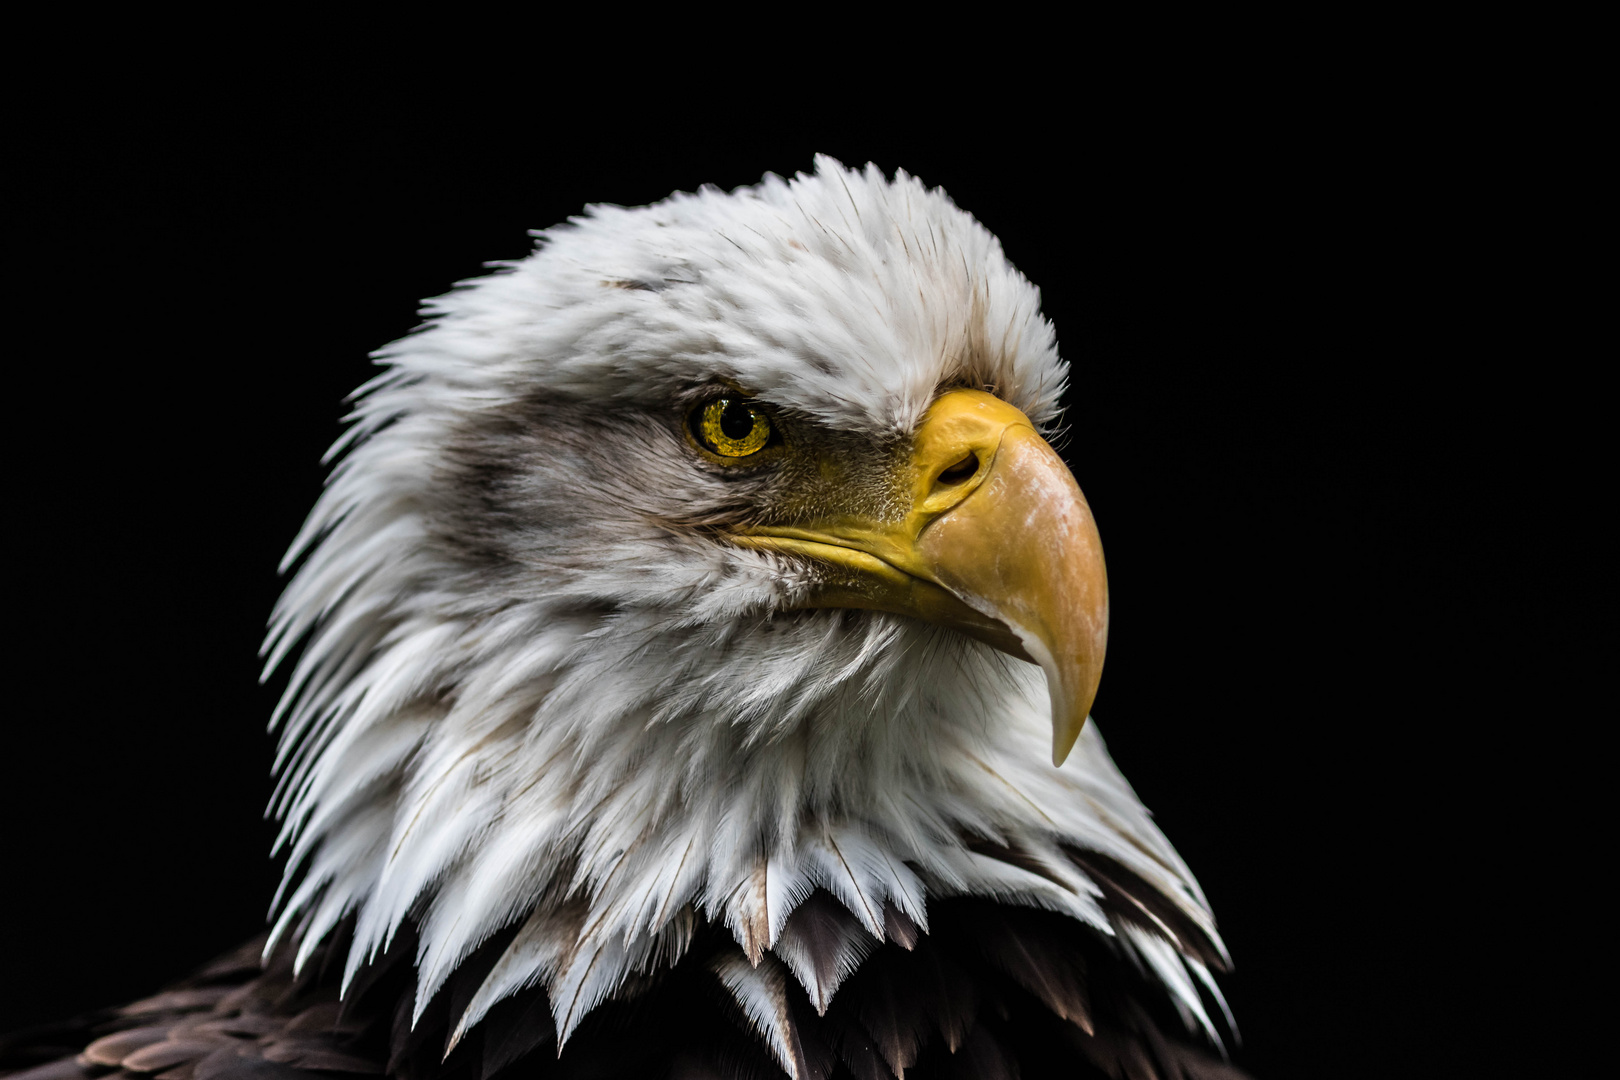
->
xmin=3 ymin=157 xmax=1245 ymax=1080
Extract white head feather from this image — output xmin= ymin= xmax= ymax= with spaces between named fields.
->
xmin=262 ymin=156 xmax=1227 ymax=1049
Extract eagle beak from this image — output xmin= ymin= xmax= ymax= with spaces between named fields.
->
xmin=731 ymin=390 xmax=1108 ymax=766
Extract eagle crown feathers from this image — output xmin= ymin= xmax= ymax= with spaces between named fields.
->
xmin=262 ymin=155 xmax=1230 ymax=1054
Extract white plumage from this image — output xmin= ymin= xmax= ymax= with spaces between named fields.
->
xmin=260 ymin=155 xmax=1229 ymax=1068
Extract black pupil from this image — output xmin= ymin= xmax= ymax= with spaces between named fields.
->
xmin=719 ymin=401 xmax=756 ymax=440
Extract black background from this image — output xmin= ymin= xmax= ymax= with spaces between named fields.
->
xmin=4 ymin=43 xmax=1596 ymax=1080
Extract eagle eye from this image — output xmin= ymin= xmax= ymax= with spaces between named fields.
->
xmin=692 ymin=397 xmax=772 ymax=458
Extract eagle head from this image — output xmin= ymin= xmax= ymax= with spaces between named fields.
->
xmin=263 ymin=156 xmax=1227 ymax=1061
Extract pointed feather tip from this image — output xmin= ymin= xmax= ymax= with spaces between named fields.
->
xmin=881 ymin=901 xmax=920 ymax=951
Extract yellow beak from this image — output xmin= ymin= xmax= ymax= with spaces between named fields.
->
xmin=731 ymin=389 xmax=1109 ymax=766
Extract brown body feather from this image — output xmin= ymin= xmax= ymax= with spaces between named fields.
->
xmin=3 ymin=890 xmax=1245 ymax=1080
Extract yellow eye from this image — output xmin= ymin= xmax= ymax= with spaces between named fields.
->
xmin=694 ymin=397 xmax=772 ymax=457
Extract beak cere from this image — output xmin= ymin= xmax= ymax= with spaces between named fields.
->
xmin=732 ymin=390 xmax=1110 ymax=766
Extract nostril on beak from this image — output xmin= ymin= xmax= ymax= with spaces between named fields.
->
xmin=937 ymin=454 xmax=978 ymax=485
